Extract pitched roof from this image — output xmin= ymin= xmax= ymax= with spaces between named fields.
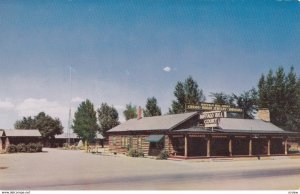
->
xmin=108 ymin=112 xmax=198 ymax=132
xmin=217 ymin=118 xmax=286 ymax=133
xmin=4 ymin=129 xmax=41 ymax=137
xmin=55 ymin=132 xmax=104 ymax=139
xmin=55 ymin=133 xmax=79 ymax=139
xmin=175 ymin=127 xmax=209 ymax=133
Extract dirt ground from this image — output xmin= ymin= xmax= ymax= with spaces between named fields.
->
xmin=1 ymin=148 xmax=300 ymax=190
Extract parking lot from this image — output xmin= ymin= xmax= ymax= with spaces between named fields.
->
xmin=1 ymin=148 xmax=300 ymax=190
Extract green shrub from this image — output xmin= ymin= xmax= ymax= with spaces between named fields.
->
xmin=157 ymin=150 xmax=169 ymax=160
xmin=36 ymin=143 xmax=43 ymax=152
xmin=63 ymin=143 xmax=68 ymax=148
xmin=26 ymin=143 xmax=37 ymax=152
xmin=6 ymin=144 xmax=17 ymax=153
xmin=17 ymin=143 xmax=27 ymax=152
xmin=128 ymin=149 xmax=144 ymax=157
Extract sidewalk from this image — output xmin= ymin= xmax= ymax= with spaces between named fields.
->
xmin=168 ymin=154 xmax=300 ymax=162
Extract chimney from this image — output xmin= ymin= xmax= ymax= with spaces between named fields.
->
xmin=258 ymin=108 xmax=270 ymax=122
xmin=137 ymin=106 xmax=142 ymax=120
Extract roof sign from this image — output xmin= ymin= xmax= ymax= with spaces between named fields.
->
xmin=186 ymin=103 xmax=243 ymax=113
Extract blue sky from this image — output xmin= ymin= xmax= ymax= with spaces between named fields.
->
xmin=0 ymin=0 xmax=300 ymax=130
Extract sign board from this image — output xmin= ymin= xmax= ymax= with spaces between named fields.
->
xmin=200 ymin=111 xmax=225 ymax=128
xmin=200 ymin=111 xmax=225 ymax=119
xmin=186 ymin=103 xmax=243 ymax=113
xmin=204 ymin=118 xmax=219 ymax=128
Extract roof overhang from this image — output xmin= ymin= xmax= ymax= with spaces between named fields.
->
xmin=145 ymin=134 xmax=165 ymax=143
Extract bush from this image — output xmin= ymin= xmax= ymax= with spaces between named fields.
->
xmin=36 ymin=143 xmax=43 ymax=152
xmin=63 ymin=143 xmax=68 ymax=149
xmin=6 ymin=143 xmax=42 ymax=153
xmin=17 ymin=143 xmax=27 ymax=152
xmin=6 ymin=144 xmax=17 ymax=153
xmin=157 ymin=150 xmax=169 ymax=160
xmin=128 ymin=149 xmax=144 ymax=157
xmin=26 ymin=143 xmax=37 ymax=153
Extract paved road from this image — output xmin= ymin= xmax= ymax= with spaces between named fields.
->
xmin=1 ymin=148 xmax=300 ymax=190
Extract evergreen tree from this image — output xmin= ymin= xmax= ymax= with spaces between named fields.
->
xmin=285 ymin=67 xmax=300 ymax=131
xmin=169 ymin=82 xmax=185 ymax=114
xmin=123 ymin=103 xmax=137 ymax=120
xmin=258 ymin=74 xmax=268 ymax=108
xmin=169 ymin=76 xmax=205 ymax=114
xmin=257 ymin=66 xmax=300 ymax=131
xmin=72 ymin=99 xmax=98 ymax=143
xmin=143 ymin=97 xmax=162 ymax=117
xmin=97 ymin=103 xmax=120 ymax=135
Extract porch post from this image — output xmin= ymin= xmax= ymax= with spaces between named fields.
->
xmin=229 ymin=138 xmax=232 ymax=157
xmin=184 ymin=134 xmax=188 ymax=158
xmin=5 ymin=137 xmax=10 ymax=150
xmin=267 ymin=138 xmax=271 ymax=156
xmin=284 ymin=138 xmax=288 ymax=155
xmin=207 ymin=137 xmax=211 ymax=157
xmin=0 ymin=138 xmax=2 ymax=151
xmin=249 ymin=138 xmax=252 ymax=156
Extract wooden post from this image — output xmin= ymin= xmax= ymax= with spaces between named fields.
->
xmin=229 ymin=138 xmax=232 ymax=157
xmin=5 ymin=137 xmax=10 ymax=150
xmin=267 ymin=139 xmax=271 ymax=156
xmin=184 ymin=134 xmax=188 ymax=158
xmin=0 ymin=138 xmax=2 ymax=151
xmin=284 ymin=139 xmax=288 ymax=155
xmin=207 ymin=137 xmax=211 ymax=157
xmin=249 ymin=139 xmax=252 ymax=156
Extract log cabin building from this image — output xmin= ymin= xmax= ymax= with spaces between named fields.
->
xmin=107 ymin=104 xmax=300 ymax=159
xmin=0 ymin=129 xmax=42 ymax=151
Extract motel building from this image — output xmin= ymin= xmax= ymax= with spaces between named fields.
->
xmin=107 ymin=103 xmax=300 ymax=159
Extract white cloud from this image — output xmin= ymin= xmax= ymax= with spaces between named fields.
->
xmin=0 ymin=99 xmax=15 ymax=110
xmin=71 ymin=97 xmax=84 ymax=103
xmin=114 ymin=105 xmax=125 ymax=110
xmin=16 ymin=98 xmax=69 ymax=123
xmin=163 ymin=66 xmax=172 ymax=72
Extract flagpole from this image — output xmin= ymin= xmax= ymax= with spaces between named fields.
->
xmin=67 ymin=65 xmax=73 ymax=146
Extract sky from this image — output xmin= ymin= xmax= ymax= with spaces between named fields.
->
xmin=0 ymin=0 xmax=300 ymax=131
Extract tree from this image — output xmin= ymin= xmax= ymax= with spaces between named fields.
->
xmin=169 ymin=82 xmax=185 ymax=114
xmin=210 ymin=90 xmax=257 ymax=119
xmin=14 ymin=112 xmax=63 ymax=140
xmin=14 ymin=116 xmax=36 ymax=129
xmin=34 ymin=112 xmax=63 ymax=139
xmin=143 ymin=97 xmax=162 ymax=117
xmin=169 ymin=76 xmax=206 ymax=114
xmin=232 ymin=89 xmax=258 ymax=119
xmin=72 ymin=99 xmax=98 ymax=143
xmin=210 ymin=92 xmax=235 ymax=105
xmin=284 ymin=67 xmax=300 ymax=131
xmin=257 ymin=66 xmax=300 ymax=131
xmin=123 ymin=103 xmax=137 ymax=120
xmin=97 ymin=103 xmax=120 ymax=135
